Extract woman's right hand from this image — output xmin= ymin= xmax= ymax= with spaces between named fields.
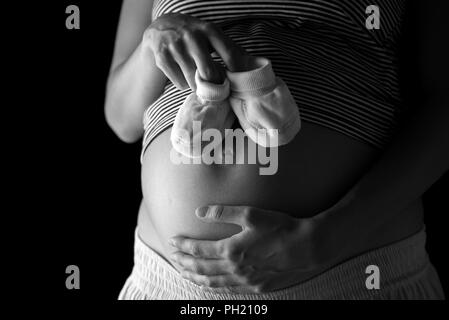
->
xmin=142 ymin=13 xmax=249 ymax=90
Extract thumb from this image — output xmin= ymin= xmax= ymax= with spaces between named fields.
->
xmin=195 ymin=205 xmax=250 ymax=227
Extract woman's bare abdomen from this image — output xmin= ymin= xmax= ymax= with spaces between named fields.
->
xmin=138 ymin=121 xmax=425 ymax=262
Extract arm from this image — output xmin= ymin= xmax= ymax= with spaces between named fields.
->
xmin=324 ymin=0 xmax=449 ymax=259
xmin=105 ymin=4 xmax=249 ymax=143
xmin=105 ymin=0 xmax=166 ymax=143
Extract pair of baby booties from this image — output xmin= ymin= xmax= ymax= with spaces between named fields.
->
xmin=170 ymin=56 xmax=301 ymax=158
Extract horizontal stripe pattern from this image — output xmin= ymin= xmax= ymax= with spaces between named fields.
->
xmin=142 ymin=0 xmax=406 ymax=159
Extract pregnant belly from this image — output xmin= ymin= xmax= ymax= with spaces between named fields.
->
xmin=139 ymin=121 xmax=381 ymax=259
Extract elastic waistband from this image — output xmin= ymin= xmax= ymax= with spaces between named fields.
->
xmin=130 ymin=228 xmax=430 ymax=299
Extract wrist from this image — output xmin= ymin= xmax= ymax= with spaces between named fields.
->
xmin=286 ymin=214 xmax=337 ymax=272
xmin=310 ymin=201 xmax=361 ymax=265
xmin=319 ymin=193 xmax=382 ymax=264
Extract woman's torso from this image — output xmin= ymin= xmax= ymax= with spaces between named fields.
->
xmin=139 ymin=123 xmax=423 ymax=274
xmin=137 ymin=0 xmax=423 ymax=277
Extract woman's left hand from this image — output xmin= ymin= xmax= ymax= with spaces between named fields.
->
xmin=168 ymin=205 xmax=335 ymax=293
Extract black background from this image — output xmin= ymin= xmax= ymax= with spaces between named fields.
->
xmin=29 ymin=0 xmax=448 ymax=300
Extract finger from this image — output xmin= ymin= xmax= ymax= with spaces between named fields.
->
xmin=195 ymin=205 xmax=253 ymax=228
xmin=169 ymin=41 xmax=197 ymax=90
xmin=181 ymin=270 xmax=241 ymax=288
xmin=169 ymin=236 xmax=225 ymax=259
xmin=203 ymin=23 xmax=246 ymax=72
xmin=185 ymin=32 xmax=223 ymax=83
xmin=171 ymin=251 xmax=229 ymax=276
xmin=154 ymin=49 xmax=189 ymax=90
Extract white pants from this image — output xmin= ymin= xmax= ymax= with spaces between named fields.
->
xmin=119 ymin=227 xmax=445 ymax=300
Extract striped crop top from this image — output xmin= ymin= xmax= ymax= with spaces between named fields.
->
xmin=141 ymin=0 xmax=407 ymax=159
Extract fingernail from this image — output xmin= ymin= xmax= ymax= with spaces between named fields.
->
xmin=196 ymin=207 xmax=207 ymax=217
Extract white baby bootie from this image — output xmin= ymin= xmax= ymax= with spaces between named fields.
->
xmin=226 ymin=57 xmax=301 ymax=147
xmin=170 ymin=69 xmax=236 ymax=158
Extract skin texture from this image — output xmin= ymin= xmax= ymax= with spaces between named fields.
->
xmin=106 ymin=0 xmax=449 ymax=293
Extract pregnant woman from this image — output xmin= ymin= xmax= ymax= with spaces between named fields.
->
xmin=105 ymin=0 xmax=448 ymax=299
